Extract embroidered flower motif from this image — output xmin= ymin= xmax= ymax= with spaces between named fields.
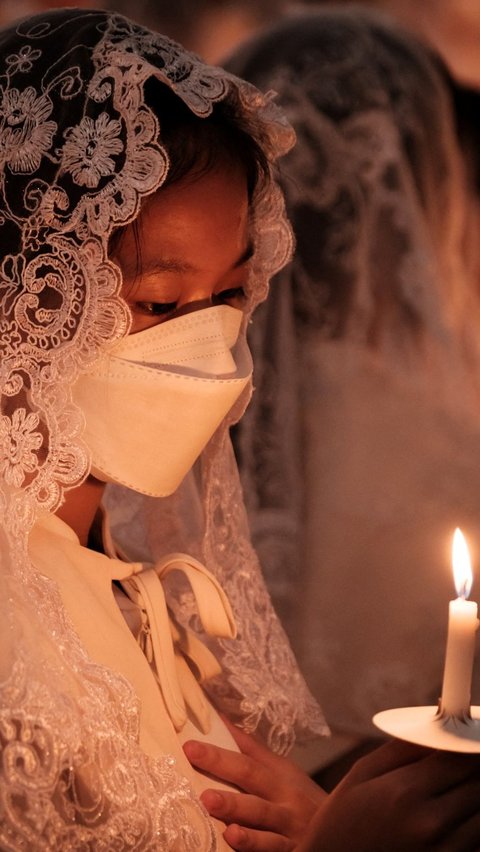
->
xmin=61 ymin=113 xmax=124 ymax=188
xmin=0 ymin=86 xmax=56 ymax=173
xmin=0 ymin=408 xmax=43 ymax=488
xmin=6 ymin=45 xmax=42 ymax=74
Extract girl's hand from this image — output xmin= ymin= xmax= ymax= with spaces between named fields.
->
xmin=298 ymin=738 xmax=480 ymax=852
xmin=183 ymin=717 xmax=325 ymax=850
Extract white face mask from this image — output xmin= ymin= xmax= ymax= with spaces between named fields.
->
xmin=72 ymin=305 xmax=252 ymax=496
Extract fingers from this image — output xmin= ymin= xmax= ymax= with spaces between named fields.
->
xmin=435 ymin=777 xmax=480 ymax=833
xmin=401 ymin=751 xmax=480 ymax=797
xmin=201 ymin=789 xmax=300 ymax=838
xmin=343 ymin=739 xmax=480 ymax=802
xmin=443 ymin=808 xmax=480 ymax=852
xmin=185 ymin=733 xmax=325 ymax=810
xmin=183 ymin=740 xmax=279 ymax=799
xmin=343 ymin=739 xmax=431 ymax=786
xmin=221 ymin=720 xmax=326 ymax=804
xmin=223 ymin=823 xmax=294 ymax=852
xmin=406 ymin=785 xmax=480 ymax=852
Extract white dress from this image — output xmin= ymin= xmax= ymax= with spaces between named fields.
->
xmin=29 ymin=511 xmax=241 ymax=850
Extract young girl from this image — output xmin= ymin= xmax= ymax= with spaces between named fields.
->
xmin=1 ymin=8 xmax=480 ymax=852
xmin=0 ymin=8 xmax=327 ymax=848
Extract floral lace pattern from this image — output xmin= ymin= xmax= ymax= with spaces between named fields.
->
xmin=0 ymin=85 xmax=56 ymax=173
xmin=1 ymin=571 xmax=215 ymax=850
xmin=61 ymin=113 xmax=124 ymax=188
xmin=0 ymin=408 xmax=42 ymax=487
xmin=0 ymin=8 xmax=325 ymax=847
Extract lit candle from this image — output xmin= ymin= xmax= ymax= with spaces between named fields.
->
xmin=439 ymin=528 xmax=478 ymax=719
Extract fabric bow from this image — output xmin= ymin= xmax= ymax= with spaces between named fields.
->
xmin=111 ymin=553 xmax=237 ymax=734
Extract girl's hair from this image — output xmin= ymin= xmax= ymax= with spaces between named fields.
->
xmin=146 ymin=79 xmax=268 ymax=195
xmin=110 ymin=78 xmax=268 ymax=263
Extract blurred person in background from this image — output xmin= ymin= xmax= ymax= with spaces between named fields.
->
xmin=300 ymin=0 xmax=480 ymax=91
xmin=225 ymin=6 xmax=480 ymax=753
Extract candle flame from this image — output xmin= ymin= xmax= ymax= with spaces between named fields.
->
xmin=452 ymin=528 xmax=473 ymax=599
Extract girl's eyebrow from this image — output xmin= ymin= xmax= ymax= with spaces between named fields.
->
xmin=124 ymin=242 xmax=255 ymax=279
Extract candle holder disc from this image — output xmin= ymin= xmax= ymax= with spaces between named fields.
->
xmin=373 ymin=706 xmax=480 ymax=752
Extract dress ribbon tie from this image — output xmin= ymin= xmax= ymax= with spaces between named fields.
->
xmin=111 ymin=553 xmax=237 ymax=733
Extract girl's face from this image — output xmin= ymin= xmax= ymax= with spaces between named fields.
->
xmin=113 ymin=160 xmax=253 ymax=333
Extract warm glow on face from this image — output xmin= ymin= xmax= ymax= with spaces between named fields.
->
xmin=452 ymin=528 xmax=473 ymax=599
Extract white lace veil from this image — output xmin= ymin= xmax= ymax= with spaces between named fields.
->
xmin=0 ymin=9 xmax=326 ymax=847
xmin=227 ymin=9 xmax=480 ymax=727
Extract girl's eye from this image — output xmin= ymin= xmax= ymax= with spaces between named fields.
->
xmin=136 ymin=301 xmax=177 ymax=316
xmin=134 ymin=288 xmax=246 ymax=318
xmin=213 ymin=287 xmax=246 ymax=306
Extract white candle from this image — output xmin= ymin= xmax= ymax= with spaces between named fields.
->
xmin=439 ymin=528 xmax=478 ymax=718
